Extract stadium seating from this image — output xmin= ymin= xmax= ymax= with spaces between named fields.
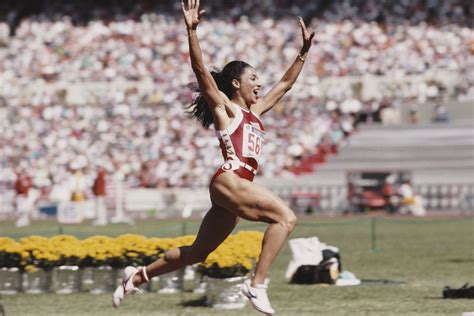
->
xmin=0 ymin=0 xmax=472 ymax=214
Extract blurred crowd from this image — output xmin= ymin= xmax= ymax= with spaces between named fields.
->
xmin=1 ymin=1 xmax=472 ymax=80
xmin=0 ymin=0 xmax=472 ymax=193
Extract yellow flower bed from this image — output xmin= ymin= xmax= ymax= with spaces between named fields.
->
xmin=197 ymin=231 xmax=263 ymax=278
xmin=0 ymin=231 xmax=263 ymax=277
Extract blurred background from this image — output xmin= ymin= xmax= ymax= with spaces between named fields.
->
xmin=0 ymin=1 xmax=473 ymax=315
xmin=0 ymin=0 xmax=472 ymax=223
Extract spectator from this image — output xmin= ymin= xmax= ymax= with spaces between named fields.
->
xmin=14 ymin=167 xmax=34 ymax=227
xmin=409 ymin=105 xmax=420 ymax=124
xmin=92 ymin=166 xmax=108 ymax=226
xmin=432 ymin=104 xmax=449 ymax=123
xmin=398 ymin=180 xmax=426 ymax=216
xmin=380 ymin=104 xmax=401 ymax=126
xmin=382 ymin=175 xmax=399 ymax=214
xmin=69 ymin=165 xmax=86 ymax=202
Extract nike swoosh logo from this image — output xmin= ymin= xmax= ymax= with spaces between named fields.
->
xmin=248 ymin=288 xmax=257 ymax=299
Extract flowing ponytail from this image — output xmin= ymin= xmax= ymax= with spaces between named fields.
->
xmin=185 ymin=61 xmax=251 ymax=129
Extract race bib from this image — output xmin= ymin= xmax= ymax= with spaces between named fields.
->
xmin=242 ymin=123 xmax=265 ymax=162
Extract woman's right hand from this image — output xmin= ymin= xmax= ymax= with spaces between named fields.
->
xmin=181 ymin=0 xmax=206 ymax=30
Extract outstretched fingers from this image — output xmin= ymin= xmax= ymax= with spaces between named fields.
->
xmin=298 ymin=17 xmax=311 ymax=37
xmin=298 ymin=16 xmax=316 ymax=44
xmin=182 ymin=0 xmax=202 ymax=14
xmin=188 ymin=0 xmax=198 ymax=10
xmin=298 ymin=16 xmax=306 ymax=33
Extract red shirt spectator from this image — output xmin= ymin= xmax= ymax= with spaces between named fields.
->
xmin=382 ymin=182 xmax=395 ymax=198
xmin=93 ymin=168 xmax=107 ymax=197
xmin=15 ymin=171 xmax=32 ymax=197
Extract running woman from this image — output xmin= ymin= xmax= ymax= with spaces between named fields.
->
xmin=113 ymin=1 xmax=315 ymax=314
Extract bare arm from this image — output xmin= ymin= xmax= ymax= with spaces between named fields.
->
xmin=253 ymin=17 xmax=315 ymax=116
xmin=181 ymin=0 xmax=225 ymax=109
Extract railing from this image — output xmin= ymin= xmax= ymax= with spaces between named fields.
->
xmin=270 ymin=183 xmax=474 ymax=214
xmin=1 ymin=183 xmax=473 ymax=220
xmin=414 ymin=184 xmax=474 ymax=211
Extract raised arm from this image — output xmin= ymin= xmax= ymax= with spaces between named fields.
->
xmin=181 ymin=0 xmax=225 ymax=109
xmin=253 ymin=17 xmax=315 ymax=116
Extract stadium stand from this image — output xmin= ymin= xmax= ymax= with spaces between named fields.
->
xmin=0 ymin=0 xmax=472 ymax=217
xmin=258 ymin=121 xmax=474 ymax=213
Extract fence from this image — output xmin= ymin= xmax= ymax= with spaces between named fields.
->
xmin=1 ymin=182 xmax=473 ymax=220
xmin=270 ymin=183 xmax=474 ymax=214
xmin=414 ymin=184 xmax=474 ymax=211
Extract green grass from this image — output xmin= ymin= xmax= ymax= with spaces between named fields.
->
xmin=1 ymin=216 xmax=473 ymax=316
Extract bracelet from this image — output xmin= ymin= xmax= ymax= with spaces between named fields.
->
xmin=297 ymin=54 xmax=306 ymax=62
xmin=188 ymin=32 xmax=195 ymax=38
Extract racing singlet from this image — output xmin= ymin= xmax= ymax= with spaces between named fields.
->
xmin=212 ymin=104 xmax=265 ymax=182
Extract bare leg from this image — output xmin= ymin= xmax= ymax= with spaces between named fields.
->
xmin=210 ymin=172 xmax=297 ymax=286
xmin=133 ymin=204 xmax=238 ymax=286
xmin=252 ymin=221 xmax=293 ymax=285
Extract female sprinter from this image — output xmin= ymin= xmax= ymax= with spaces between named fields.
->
xmin=113 ymin=1 xmax=315 ymax=314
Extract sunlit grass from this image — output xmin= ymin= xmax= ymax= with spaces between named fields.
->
xmin=1 ymin=216 xmax=473 ymax=315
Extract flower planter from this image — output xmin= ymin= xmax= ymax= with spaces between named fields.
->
xmin=158 ymin=270 xmax=183 ymax=294
xmin=0 ymin=267 xmax=22 ymax=294
xmin=22 ymin=269 xmax=52 ymax=294
xmin=204 ymin=276 xmax=247 ymax=309
xmin=193 ymin=276 xmax=207 ymax=294
xmin=183 ymin=265 xmax=197 ymax=292
xmin=52 ymin=265 xmax=81 ymax=294
xmin=81 ymin=266 xmax=118 ymax=294
xmin=1 ymin=230 xmax=263 ymax=297
xmin=145 ymin=276 xmax=161 ymax=292
xmin=192 ymin=266 xmax=208 ymax=294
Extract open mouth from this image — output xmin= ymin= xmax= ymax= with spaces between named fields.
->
xmin=253 ymin=88 xmax=261 ymax=98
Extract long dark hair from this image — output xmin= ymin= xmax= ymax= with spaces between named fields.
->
xmin=186 ymin=60 xmax=251 ymax=129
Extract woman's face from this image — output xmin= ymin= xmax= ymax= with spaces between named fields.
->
xmin=237 ymin=67 xmax=262 ymax=105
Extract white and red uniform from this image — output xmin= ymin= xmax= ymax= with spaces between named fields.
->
xmin=211 ymin=104 xmax=266 ymax=183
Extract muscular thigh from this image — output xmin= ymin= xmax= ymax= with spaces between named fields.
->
xmin=210 ymin=172 xmax=293 ymax=223
xmin=192 ymin=204 xmax=239 ymax=253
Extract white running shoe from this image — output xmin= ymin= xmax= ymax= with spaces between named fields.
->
xmin=112 ymin=266 xmax=142 ymax=308
xmin=242 ymin=279 xmax=275 ymax=315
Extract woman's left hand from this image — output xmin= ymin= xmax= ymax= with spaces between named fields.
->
xmin=298 ymin=16 xmax=315 ymax=53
